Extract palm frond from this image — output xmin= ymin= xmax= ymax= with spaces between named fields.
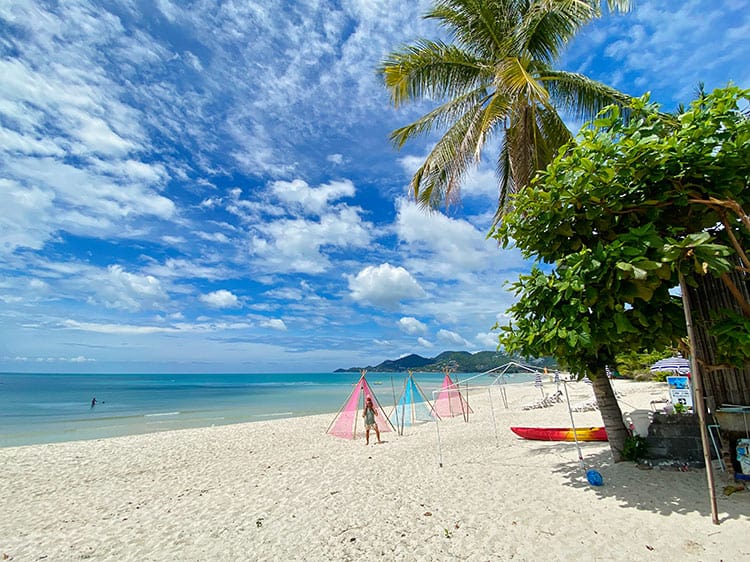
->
xmin=516 ymin=0 xmax=597 ymax=63
xmin=601 ymin=0 xmax=633 ymax=14
xmin=475 ymin=90 xmax=514 ymax=159
xmin=496 ymin=55 xmax=549 ymax=106
xmin=426 ymin=0 xmax=517 ymax=58
xmin=534 ymin=103 xmax=574 ymax=165
xmin=504 ymin=99 xmax=574 ymax=198
xmin=389 ymin=87 xmax=492 ymax=148
xmin=383 ymin=0 xmax=634 ymax=222
xmin=380 ymin=39 xmax=488 ymax=108
xmin=541 ymin=69 xmax=633 ymax=121
xmin=495 ymin=137 xmax=515 ymax=220
xmin=413 ymin=93 xmax=504 ymax=209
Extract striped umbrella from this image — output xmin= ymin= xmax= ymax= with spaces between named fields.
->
xmin=534 ymin=372 xmax=544 ymax=396
xmin=650 ymin=357 xmax=690 ymax=374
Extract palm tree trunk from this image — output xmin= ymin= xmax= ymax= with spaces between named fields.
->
xmin=590 ymin=371 xmax=629 ymax=462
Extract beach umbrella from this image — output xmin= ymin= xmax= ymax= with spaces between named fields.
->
xmin=650 ymin=357 xmax=690 ymax=374
xmin=534 ymin=372 xmax=544 ymax=397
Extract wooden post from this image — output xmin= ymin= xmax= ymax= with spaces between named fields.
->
xmin=680 ymin=272 xmax=720 ymax=525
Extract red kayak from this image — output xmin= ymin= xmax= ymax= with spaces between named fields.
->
xmin=510 ymin=426 xmax=608 ymax=442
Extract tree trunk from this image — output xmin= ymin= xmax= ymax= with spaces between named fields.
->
xmin=591 ymin=370 xmax=629 ymax=462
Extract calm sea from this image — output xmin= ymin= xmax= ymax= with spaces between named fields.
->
xmin=1 ymin=371 xmax=532 ymax=448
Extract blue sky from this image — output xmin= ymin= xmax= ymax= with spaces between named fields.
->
xmin=1 ymin=1 xmax=748 ymax=374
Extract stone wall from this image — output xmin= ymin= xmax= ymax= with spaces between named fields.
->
xmin=644 ymin=413 xmax=710 ymax=466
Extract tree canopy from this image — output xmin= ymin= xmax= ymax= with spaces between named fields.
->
xmin=496 ymin=85 xmax=750 ymax=375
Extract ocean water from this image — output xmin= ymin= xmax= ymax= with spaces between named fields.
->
xmin=0 ymin=371 xmax=533 ymax=448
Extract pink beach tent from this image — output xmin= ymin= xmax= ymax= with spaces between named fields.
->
xmin=433 ymin=372 xmax=473 ymax=419
xmin=326 ymin=371 xmax=394 ymax=439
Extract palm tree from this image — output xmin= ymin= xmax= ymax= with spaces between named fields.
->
xmin=381 ymin=0 xmax=634 ymax=459
xmin=380 ymin=0 xmax=632 ymax=222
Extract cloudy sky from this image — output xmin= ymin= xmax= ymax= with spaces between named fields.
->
xmin=1 ymin=1 xmax=748 ymax=373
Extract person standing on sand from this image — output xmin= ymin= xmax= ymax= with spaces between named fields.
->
xmin=362 ymin=397 xmax=383 ymax=445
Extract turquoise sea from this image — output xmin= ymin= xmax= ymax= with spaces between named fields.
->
xmin=1 ymin=371 xmax=533 ymax=448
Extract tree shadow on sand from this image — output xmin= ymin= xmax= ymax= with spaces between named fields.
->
xmin=550 ymin=448 xmax=748 ymax=523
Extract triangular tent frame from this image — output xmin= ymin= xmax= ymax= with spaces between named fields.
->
xmin=390 ymin=370 xmax=440 ymax=434
xmin=482 ymin=361 xmax=550 ymax=382
xmin=433 ymin=369 xmax=473 ymax=421
xmin=326 ymin=370 xmax=395 ymax=439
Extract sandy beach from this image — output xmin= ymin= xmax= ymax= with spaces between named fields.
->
xmin=1 ymin=379 xmax=747 ymax=561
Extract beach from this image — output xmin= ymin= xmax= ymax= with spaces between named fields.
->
xmin=1 ymin=379 xmax=747 ymax=561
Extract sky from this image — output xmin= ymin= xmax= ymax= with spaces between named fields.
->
xmin=1 ymin=1 xmax=749 ymax=374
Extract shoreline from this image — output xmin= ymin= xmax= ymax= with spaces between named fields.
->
xmin=1 ymin=371 xmax=536 ymax=449
xmin=2 ymin=379 xmax=748 ymax=561
xmin=0 ymin=372 xmax=537 ymax=449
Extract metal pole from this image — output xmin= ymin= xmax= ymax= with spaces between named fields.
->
xmin=563 ymin=380 xmax=585 ymax=473
xmin=435 ymin=413 xmax=443 ymax=468
xmin=707 ymin=425 xmax=725 ymax=472
xmin=464 ymin=381 xmax=469 ymax=423
xmin=679 ymin=272 xmax=720 ymax=525
xmin=391 ymin=375 xmax=401 ymax=436
xmin=488 ymin=387 xmax=499 ymax=447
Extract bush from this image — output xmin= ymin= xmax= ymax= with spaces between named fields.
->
xmin=622 ymin=435 xmax=649 ymax=462
xmin=651 ymin=370 xmax=671 ymax=382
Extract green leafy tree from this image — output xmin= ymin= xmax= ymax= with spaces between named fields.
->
xmin=380 ymin=0 xmax=632 ymax=220
xmin=497 ymin=86 xmax=750 ymax=460
xmin=615 ymin=348 xmax=677 ymax=379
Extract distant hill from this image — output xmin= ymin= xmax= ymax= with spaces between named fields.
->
xmin=335 ymin=350 xmax=556 ymax=373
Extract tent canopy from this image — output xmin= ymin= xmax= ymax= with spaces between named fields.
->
xmin=390 ymin=371 xmax=438 ymax=429
xmin=327 ymin=372 xmax=393 ymax=439
xmin=434 ymin=372 xmax=473 ymax=419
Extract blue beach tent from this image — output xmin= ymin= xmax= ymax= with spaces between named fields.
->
xmin=390 ymin=371 xmax=439 ymax=433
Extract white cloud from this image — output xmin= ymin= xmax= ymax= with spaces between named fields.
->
xmin=0 ymin=179 xmax=56 ymax=253
xmin=396 ymin=199 xmax=523 ymax=277
xmin=398 ymin=316 xmax=427 ymax=335
xmin=63 ymin=319 xmax=179 ymax=335
xmin=249 ymin=195 xmax=372 ymax=274
xmin=348 ymin=263 xmax=425 ymax=310
xmin=97 ymin=265 xmax=169 ymax=312
xmin=260 ymin=318 xmax=287 ymax=331
xmin=475 ymin=331 xmax=500 ymax=349
xmin=3 ymin=354 xmax=96 ymax=363
xmin=437 ymin=328 xmax=470 ymax=347
xmin=196 ymin=231 xmax=230 ymax=244
xmin=269 ymin=178 xmax=356 ymax=216
xmin=398 ymin=155 xmax=499 ymax=201
xmin=74 ymin=112 xmax=135 ymax=156
xmin=200 ymin=289 xmax=241 ymax=309
xmin=417 ymin=337 xmax=433 ymax=348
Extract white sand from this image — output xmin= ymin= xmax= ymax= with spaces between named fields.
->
xmin=1 ymin=379 xmax=747 ymax=561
